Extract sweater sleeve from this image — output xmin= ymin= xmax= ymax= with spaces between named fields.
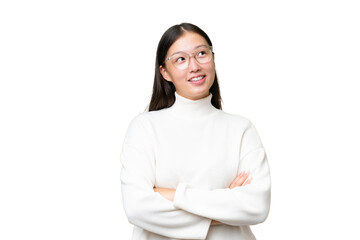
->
xmin=120 ymin=115 xmax=212 ymax=239
xmin=173 ymin=121 xmax=271 ymax=226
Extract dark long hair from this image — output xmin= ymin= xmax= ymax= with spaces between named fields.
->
xmin=148 ymin=23 xmax=222 ymax=111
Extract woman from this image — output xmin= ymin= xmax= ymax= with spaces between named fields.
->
xmin=120 ymin=23 xmax=271 ymax=240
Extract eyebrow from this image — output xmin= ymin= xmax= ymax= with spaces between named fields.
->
xmin=169 ymin=44 xmax=209 ymax=57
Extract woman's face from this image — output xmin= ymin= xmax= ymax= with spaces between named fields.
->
xmin=160 ymin=31 xmax=215 ymax=101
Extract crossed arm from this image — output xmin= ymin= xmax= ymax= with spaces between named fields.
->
xmin=121 ymin=117 xmax=270 ymax=238
xmin=154 ymin=171 xmax=252 ymax=226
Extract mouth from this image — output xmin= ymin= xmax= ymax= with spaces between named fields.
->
xmin=188 ymin=75 xmax=206 ymax=82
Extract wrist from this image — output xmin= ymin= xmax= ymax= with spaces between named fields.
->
xmin=211 ymin=220 xmax=222 ymax=225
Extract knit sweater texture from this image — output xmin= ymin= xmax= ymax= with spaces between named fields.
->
xmin=120 ymin=91 xmax=271 ymax=239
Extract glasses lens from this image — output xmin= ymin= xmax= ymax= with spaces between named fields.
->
xmin=169 ymin=46 xmax=213 ymax=70
xmin=170 ymin=53 xmax=188 ymax=70
xmin=195 ymin=47 xmax=212 ymax=64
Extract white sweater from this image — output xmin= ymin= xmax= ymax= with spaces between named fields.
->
xmin=120 ymin=91 xmax=271 ymax=240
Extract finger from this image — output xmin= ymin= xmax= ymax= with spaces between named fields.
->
xmin=229 ymin=171 xmax=244 ymax=188
xmin=230 ymin=172 xmax=246 ymax=188
xmin=153 ymin=187 xmax=168 ymax=192
xmin=234 ymin=171 xmax=250 ymax=187
xmin=229 ymin=172 xmax=243 ymax=188
xmin=243 ymin=177 xmax=252 ymax=186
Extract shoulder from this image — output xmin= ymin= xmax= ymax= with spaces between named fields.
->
xmin=136 ymin=108 xmax=168 ymax=123
xmin=126 ymin=108 xmax=168 ymax=131
xmin=123 ymin=111 xmax=159 ymax=143
xmin=127 ymin=111 xmax=151 ymax=130
xmin=216 ymin=110 xmax=253 ymax=129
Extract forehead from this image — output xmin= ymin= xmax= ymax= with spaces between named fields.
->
xmin=167 ymin=31 xmax=208 ymax=55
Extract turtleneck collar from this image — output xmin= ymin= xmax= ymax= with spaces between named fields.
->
xmin=167 ymin=91 xmax=219 ymax=120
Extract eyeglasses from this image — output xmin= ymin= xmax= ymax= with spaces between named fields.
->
xmin=164 ymin=45 xmax=213 ymax=70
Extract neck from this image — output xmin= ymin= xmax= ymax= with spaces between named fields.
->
xmin=167 ymin=91 xmax=218 ymax=120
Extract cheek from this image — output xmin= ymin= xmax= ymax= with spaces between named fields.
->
xmin=205 ymin=64 xmax=215 ymax=78
xmin=166 ymin=67 xmax=182 ymax=82
xmin=205 ymin=61 xmax=215 ymax=72
xmin=172 ymin=71 xmax=188 ymax=83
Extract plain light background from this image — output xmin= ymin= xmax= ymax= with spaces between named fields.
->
xmin=1 ymin=0 xmax=359 ymax=239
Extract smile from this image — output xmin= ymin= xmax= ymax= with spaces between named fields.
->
xmin=188 ymin=75 xmax=205 ymax=82
xmin=188 ymin=75 xmax=206 ymax=85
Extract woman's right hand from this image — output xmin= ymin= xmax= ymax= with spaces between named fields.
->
xmin=211 ymin=171 xmax=252 ymax=226
xmin=229 ymin=171 xmax=252 ymax=189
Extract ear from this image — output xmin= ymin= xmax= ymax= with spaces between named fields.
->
xmin=159 ymin=65 xmax=172 ymax=82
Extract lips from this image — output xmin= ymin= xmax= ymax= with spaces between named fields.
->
xmin=188 ymin=75 xmax=206 ymax=81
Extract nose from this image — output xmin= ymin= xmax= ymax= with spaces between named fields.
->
xmin=188 ymin=56 xmax=200 ymax=72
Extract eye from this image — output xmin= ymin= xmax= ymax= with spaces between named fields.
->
xmin=197 ymin=50 xmax=208 ymax=57
xmin=175 ymin=56 xmax=186 ymax=63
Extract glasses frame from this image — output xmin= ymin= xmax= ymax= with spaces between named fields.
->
xmin=163 ymin=45 xmax=213 ymax=70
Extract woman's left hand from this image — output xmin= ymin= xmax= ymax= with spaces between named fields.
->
xmin=153 ymin=187 xmax=176 ymax=202
xmin=154 ymin=171 xmax=252 ymax=202
xmin=153 ymin=171 xmax=252 ymax=227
